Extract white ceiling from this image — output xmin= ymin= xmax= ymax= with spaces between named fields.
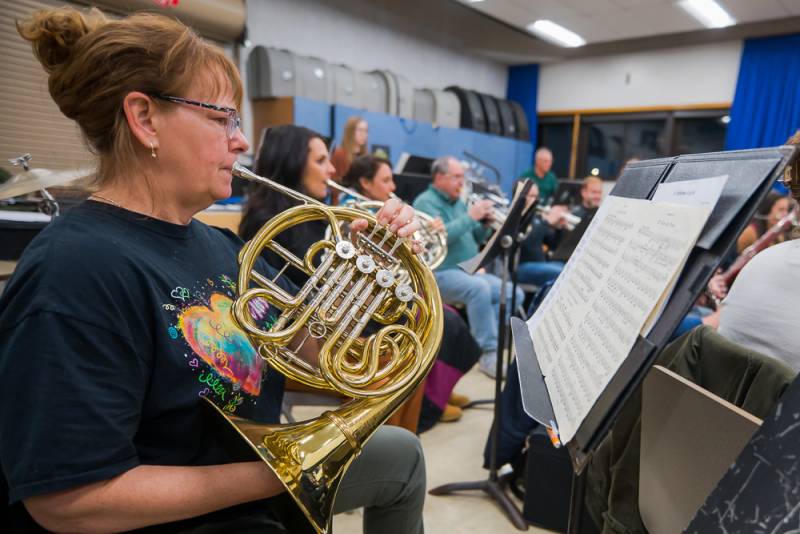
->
xmin=458 ymin=0 xmax=800 ymax=45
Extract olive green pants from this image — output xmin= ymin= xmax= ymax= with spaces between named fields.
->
xmin=334 ymin=425 xmax=427 ymax=534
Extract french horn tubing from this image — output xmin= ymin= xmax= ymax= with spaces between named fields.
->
xmin=204 ymin=162 xmax=443 ymax=534
xmin=325 ymin=178 xmax=448 ymax=271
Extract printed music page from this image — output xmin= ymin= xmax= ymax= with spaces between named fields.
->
xmin=527 ymin=195 xmax=711 ymax=443
xmin=641 ymin=175 xmax=729 ymax=334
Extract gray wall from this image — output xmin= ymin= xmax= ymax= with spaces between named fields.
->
xmin=243 ymin=0 xmax=509 ymax=96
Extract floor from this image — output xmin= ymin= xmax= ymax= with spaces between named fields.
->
xmin=293 ymin=367 xmax=557 ymax=534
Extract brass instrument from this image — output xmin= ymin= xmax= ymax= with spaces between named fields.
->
xmin=204 ymin=162 xmax=443 ymax=534
xmin=720 ymin=207 xmax=798 ymax=287
xmin=325 ymin=179 xmax=448 ymax=271
xmin=784 ymin=154 xmax=800 ymax=204
xmin=467 ymin=193 xmax=509 ymax=232
xmin=535 ymin=205 xmax=582 ymax=231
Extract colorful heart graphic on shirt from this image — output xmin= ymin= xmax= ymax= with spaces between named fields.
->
xmin=178 ymin=292 xmax=262 ymax=395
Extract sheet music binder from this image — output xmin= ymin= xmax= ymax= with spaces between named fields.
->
xmin=512 ymin=145 xmax=799 ymax=473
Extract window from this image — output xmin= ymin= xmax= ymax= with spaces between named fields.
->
xmin=580 ymin=116 xmax=666 ymax=179
xmin=537 ymin=108 xmax=729 ymax=180
xmin=537 ymin=120 xmax=572 ymax=178
xmin=671 ymin=113 xmax=728 ymax=156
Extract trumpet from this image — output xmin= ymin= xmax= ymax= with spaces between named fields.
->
xmin=326 ymin=179 xmax=448 ymax=271
xmin=535 ymin=205 xmax=582 ymax=231
xmin=204 ymin=163 xmax=443 ymax=534
xmin=467 ymin=193 xmax=509 ymax=232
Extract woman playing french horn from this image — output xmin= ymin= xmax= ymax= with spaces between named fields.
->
xmin=0 ymin=7 xmax=426 ymax=533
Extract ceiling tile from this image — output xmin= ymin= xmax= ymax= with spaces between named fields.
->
xmin=469 ymin=0 xmax=539 ymax=24
xmin=507 ymin=0 xmax=582 ymax=20
xmin=558 ymin=0 xmax=625 ymax=16
xmin=457 ymin=0 xmax=799 ymax=46
xmin=540 ymin=14 xmax=611 ymax=42
xmin=778 ymin=0 xmax=800 ymax=15
xmin=721 ymin=0 xmax=790 ymax=22
xmin=583 ymin=3 xmax=703 ymax=42
xmin=610 ymin=0 xmax=671 ymax=7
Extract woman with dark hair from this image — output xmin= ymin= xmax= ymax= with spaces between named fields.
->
xmin=341 ymin=154 xmax=480 ymax=429
xmin=341 ymin=154 xmax=395 ymax=202
xmin=736 ymin=191 xmax=793 ymax=253
xmin=0 ymin=7 xmax=424 ymax=533
xmin=240 ymin=125 xmax=340 ymax=288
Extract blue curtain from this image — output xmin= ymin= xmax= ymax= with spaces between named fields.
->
xmin=506 ymin=64 xmax=539 ymax=148
xmin=725 ymin=33 xmax=800 ymax=151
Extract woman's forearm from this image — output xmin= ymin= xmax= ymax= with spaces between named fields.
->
xmin=24 ymin=461 xmax=284 ymax=533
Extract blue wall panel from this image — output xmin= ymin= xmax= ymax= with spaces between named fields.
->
xmin=293 ymin=97 xmax=331 ymax=137
xmin=506 ymin=64 xmax=539 ymax=148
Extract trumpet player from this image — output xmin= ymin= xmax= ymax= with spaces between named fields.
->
xmin=414 ymin=156 xmax=524 ymax=379
xmin=517 ymin=183 xmax=569 ymax=288
xmin=0 ymin=10 xmax=424 ymax=533
xmin=573 ymin=175 xmax=605 ymax=219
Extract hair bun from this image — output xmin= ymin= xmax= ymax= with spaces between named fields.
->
xmin=17 ymin=7 xmax=105 ymax=73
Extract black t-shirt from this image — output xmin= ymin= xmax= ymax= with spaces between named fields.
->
xmin=0 ymin=201 xmax=294 ymax=531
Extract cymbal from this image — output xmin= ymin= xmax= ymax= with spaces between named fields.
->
xmin=0 ymin=167 xmax=94 ymax=200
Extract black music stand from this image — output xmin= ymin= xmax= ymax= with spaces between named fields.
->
xmin=511 ymin=146 xmax=798 ymax=533
xmin=428 ymin=180 xmax=533 ymax=531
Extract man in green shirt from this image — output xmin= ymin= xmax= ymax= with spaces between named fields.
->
xmin=519 ymin=147 xmax=558 ymax=205
xmin=413 ymin=156 xmax=523 ymax=378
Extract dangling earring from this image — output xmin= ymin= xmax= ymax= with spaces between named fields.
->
xmin=150 ymin=142 xmax=157 ymax=159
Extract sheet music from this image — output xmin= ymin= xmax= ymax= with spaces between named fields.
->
xmin=651 ymin=174 xmax=728 ymax=208
xmin=642 ymin=175 xmax=729 ymax=334
xmin=528 ymin=195 xmax=711 ymax=443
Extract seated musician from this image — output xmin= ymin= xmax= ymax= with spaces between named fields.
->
xmin=341 ymin=155 xmax=482 ymax=427
xmin=413 ymin=156 xmax=524 ymax=379
xmin=340 ymin=154 xmax=396 ymax=204
xmin=736 ymin=191 xmax=793 ymax=253
xmin=0 ymin=9 xmax=424 ymax=533
xmin=572 ymin=175 xmax=604 ymax=219
xmin=718 ymin=131 xmax=800 ymax=371
xmin=330 ymin=116 xmax=369 ymax=204
xmin=518 ymin=147 xmax=559 ymax=205
xmin=239 ymin=125 xmax=339 ymax=287
xmin=516 ymin=182 xmax=569 ymax=288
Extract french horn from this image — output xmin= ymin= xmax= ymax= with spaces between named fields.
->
xmin=204 ymin=162 xmax=443 ymax=534
xmin=325 ymin=179 xmax=448 ymax=272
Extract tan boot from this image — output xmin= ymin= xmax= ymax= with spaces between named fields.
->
xmin=439 ymin=404 xmax=463 ymax=423
xmin=448 ymin=392 xmax=471 ymax=408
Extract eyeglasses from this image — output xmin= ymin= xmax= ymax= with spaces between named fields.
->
xmin=152 ymin=94 xmax=241 ymax=139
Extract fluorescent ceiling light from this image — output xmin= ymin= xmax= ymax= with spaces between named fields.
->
xmin=678 ymin=0 xmax=736 ymax=29
xmin=464 ymin=0 xmax=485 ymax=3
xmin=526 ymin=20 xmax=586 ymax=48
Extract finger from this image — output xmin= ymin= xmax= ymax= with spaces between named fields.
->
xmin=388 ymin=202 xmax=411 ymax=232
xmin=394 ymin=205 xmax=419 ymax=236
xmin=398 ymin=217 xmax=420 ymax=237
xmin=378 ymin=198 xmax=403 ymax=225
xmin=350 ymin=218 xmax=368 ymax=232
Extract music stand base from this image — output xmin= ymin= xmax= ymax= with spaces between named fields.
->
xmin=462 ymin=398 xmax=494 ymax=410
xmin=429 ymin=474 xmax=529 ymax=531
